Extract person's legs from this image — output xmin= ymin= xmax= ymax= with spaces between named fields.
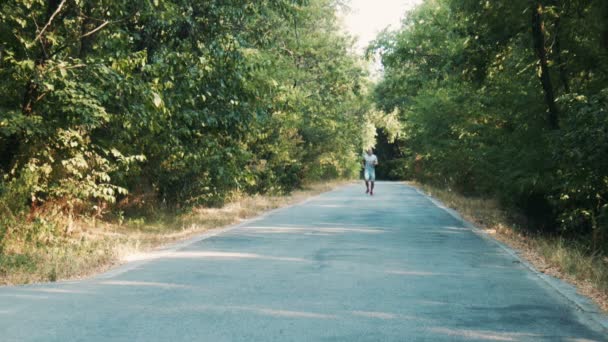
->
xmin=370 ymin=169 xmax=376 ymax=195
xmin=364 ymin=169 xmax=370 ymax=193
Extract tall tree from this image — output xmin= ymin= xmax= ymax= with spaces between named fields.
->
xmin=531 ymin=2 xmax=559 ymax=129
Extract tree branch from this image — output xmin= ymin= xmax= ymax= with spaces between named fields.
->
xmin=34 ymin=0 xmax=67 ymax=43
xmin=80 ymin=21 xmax=110 ymax=38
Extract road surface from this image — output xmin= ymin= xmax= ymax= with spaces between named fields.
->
xmin=1 ymin=182 xmax=607 ymax=341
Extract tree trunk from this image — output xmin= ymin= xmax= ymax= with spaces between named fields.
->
xmin=554 ymin=17 xmax=570 ymax=93
xmin=531 ymin=2 xmax=559 ymax=129
xmin=22 ymin=0 xmax=61 ymax=116
xmin=14 ymin=0 xmax=62 ymax=172
xmin=603 ymin=2 xmax=608 ymax=52
xmin=79 ymin=3 xmax=95 ymax=59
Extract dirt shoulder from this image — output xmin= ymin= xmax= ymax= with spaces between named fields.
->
xmin=0 ymin=181 xmax=351 ymax=286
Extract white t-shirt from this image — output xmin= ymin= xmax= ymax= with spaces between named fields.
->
xmin=363 ymin=154 xmax=378 ymax=169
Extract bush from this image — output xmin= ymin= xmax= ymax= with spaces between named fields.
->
xmin=551 ymin=90 xmax=608 ymax=249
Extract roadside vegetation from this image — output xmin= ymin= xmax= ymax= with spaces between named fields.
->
xmin=0 ymin=1 xmax=368 ymax=283
xmin=0 ymin=181 xmax=348 ymax=285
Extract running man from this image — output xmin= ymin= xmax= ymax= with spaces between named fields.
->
xmin=362 ymin=149 xmax=378 ymax=195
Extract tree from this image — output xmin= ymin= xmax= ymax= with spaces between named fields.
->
xmin=371 ymin=0 xmax=608 ymax=248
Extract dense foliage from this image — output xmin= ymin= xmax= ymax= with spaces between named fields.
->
xmin=372 ymin=0 xmax=608 ymax=249
xmin=0 ymin=0 xmax=368 ymax=248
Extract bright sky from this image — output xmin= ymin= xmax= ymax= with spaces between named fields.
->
xmin=340 ymin=0 xmax=423 ymax=53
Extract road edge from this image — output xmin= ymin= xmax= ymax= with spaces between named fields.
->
xmin=95 ymin=182 xmax=353 ymax=280
xmin=408 ymin=183 xmax=608 ymax=333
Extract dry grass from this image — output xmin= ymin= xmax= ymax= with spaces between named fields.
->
xmin=411 ymin=181 xmax=608 ymax=313
xmin=0 ymin=181 xmax=350 ymax=285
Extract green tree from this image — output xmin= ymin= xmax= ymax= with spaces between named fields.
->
xmin=371 ymin=0 xmax=608 ymax=248
xmin=0 ymin=0 xmax=367 ymax=248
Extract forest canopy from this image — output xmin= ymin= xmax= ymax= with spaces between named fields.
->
xmin=371 ymin=0 xmax=608 ymax=249
xmin=0 ymin=0 xmax=369 ymax=233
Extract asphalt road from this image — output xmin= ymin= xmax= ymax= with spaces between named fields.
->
xmin=1 ymin=182 xmax=607 ymax=341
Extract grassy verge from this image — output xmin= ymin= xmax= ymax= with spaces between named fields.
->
xmin=0 ymin=181 xmax=350 ymax=285
xmin=411 ymin=181 xmax=608 ymax=313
